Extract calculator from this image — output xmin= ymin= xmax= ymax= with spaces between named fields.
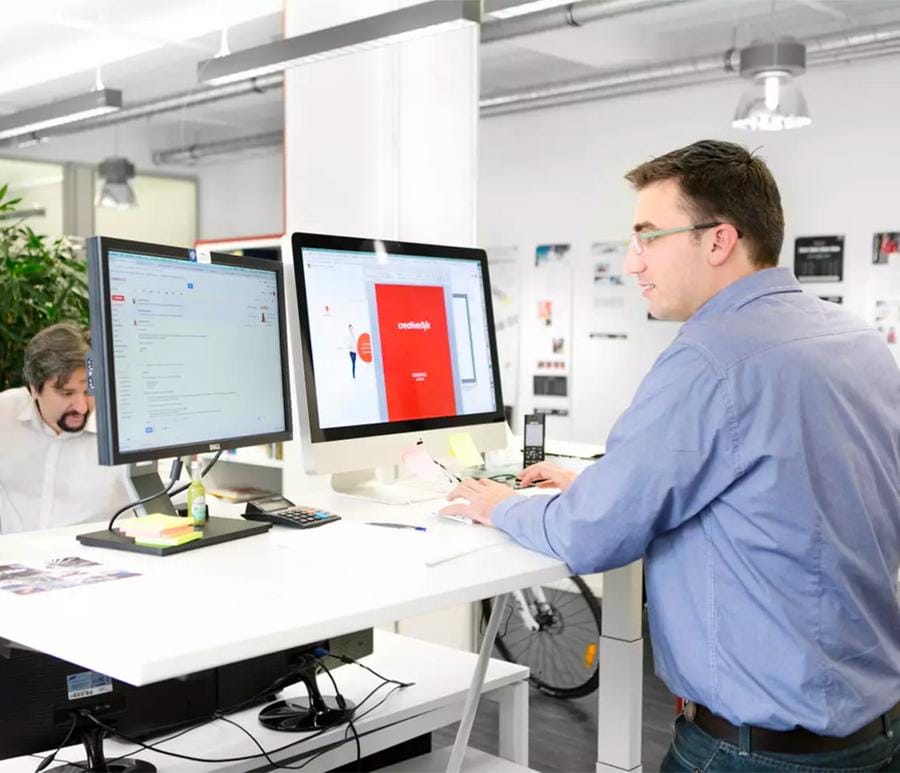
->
xmin=242 ymin=495 xmax=341 ymax=529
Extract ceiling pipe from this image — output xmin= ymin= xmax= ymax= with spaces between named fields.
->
xmin=0 ymin=0 xmax=681 ymax=148
xmin=150 ymin=22 xmax=900 ymax=158
xmin=481 ymin=23 xmax=900 ymax=116
xmin=0 ymin=75 xmax=283 ymax=148
xmin=2 ymin=10 xmax=899 ymax=145
xmin=481 ymin=0 xmax=699 ymax=43
xmin=152 ymin=130 xmax=282 ymax=165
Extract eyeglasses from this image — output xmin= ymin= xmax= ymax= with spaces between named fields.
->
xmin=629 ymin=222 xmax=742 ymax=256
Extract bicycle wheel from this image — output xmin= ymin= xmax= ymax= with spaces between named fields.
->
xmin=481 ymin=576 xmax=601 ymax=699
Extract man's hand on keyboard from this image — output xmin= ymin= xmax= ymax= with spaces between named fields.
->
xmin=518 ymin=461 xmax=577 ymax=492
xmin=440 ymin=477 xmax=517 ymax=526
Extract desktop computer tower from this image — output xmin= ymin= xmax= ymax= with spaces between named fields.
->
xmin=0 ymin=639 xmax=217 ymax=759
xmin=215 ymin=628 xmax=374 ymax=711
xmin=0 ymin=629 xmax=375 ymax=761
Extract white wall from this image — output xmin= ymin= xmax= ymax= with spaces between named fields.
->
xmin=479 ymin=56 xmax=900 ymax=443
xmin=2 ymin=119 xmax=285 ymax=242
xmin=8 ymin=54 xmax=897 ymax=439
xmin=197 ymin=151 xmax=283 ymax=240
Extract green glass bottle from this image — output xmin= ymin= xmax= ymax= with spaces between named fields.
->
xmin=186 ymin=459 xmax=208 ymax=527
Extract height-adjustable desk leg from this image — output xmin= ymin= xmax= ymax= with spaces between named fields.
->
xmin=446 ymin=592 xmax=509 ymax=773
xmin=596 ymin=561 xmax=644 ymax=773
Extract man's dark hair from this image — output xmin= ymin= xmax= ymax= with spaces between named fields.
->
xmin=23 ymin=322 xmax=91 ymax=393
xmin=625 ymin=140 xmax=784 ymax=269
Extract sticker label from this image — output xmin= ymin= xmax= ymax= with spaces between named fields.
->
xmin=66 ymin=671 xmax=113 ymax=701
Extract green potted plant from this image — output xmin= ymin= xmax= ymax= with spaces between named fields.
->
xmin=0 ymin=184 xmax=89 ymax=391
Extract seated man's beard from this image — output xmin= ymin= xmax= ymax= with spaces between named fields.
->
xmin=58 ymin=409 xmax=89 ymax=433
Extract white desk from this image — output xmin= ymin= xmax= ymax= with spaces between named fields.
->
xmin=0 ymin=631 xmax=532 ymax=772
xmin=0 ymin=497 xmax=566 ymax=685
xmin=0 ymin=490 xmax=644 ymax=773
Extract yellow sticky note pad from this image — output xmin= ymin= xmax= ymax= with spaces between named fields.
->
xmin=118 ymin=513 xmax=187 ymax=532
xmin=448 ymin=432 xmax=484 ymax=468
xmin=134 ymin=531 xmax=203 ymax=548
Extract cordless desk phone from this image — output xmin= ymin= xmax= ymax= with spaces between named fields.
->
xmin=523 ymin=413 xmax=546 ymax=467
xmin=242 ymin=495 xmax=341 ymax=529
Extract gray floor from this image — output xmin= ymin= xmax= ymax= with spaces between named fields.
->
xmin=434 ymin=613 xmax=675 ymax=773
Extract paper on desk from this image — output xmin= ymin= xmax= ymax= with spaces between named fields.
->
xmin=423 ymin=521 xmax=512 ymax=566
xmin=448 ymin=432 xmax=483 ymax=468
xmin=266 ymin=519 xmax=510 ymax=567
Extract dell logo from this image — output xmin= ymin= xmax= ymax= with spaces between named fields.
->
xmin=209 ymin=443 xmax=221 ymax=450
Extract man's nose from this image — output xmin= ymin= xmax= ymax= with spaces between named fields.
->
xmin=72 ymin=393 xmax=89 ymax=414
xmin=624 ymin=246 xmax=645 ymax=275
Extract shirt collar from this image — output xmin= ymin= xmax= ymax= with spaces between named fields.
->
xmin=16 ymin=389 xmax=97 ymax=438
xmin=689 ymin=267 xmax=801 ymax=323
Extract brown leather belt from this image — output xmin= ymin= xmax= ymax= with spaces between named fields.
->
xmin=686 ymin=701 xmax=900 ymax=755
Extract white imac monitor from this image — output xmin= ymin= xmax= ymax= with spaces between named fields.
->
xmin=289 ymin=232 xmax=507 ymax=501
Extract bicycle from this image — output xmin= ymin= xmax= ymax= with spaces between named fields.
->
xmin=481 ymin=575 xmax=602 ymax=699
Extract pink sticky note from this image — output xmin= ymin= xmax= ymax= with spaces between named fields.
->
xmin=400 ymin=444 xmax=442 ymax=480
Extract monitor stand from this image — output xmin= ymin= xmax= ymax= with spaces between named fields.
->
xmin=48 ymin=724 xmax=154 ymax=773
xmin=330 ymin=468 xmax=450 ymax=506
xmin=124 ymin=461 xmax=178 ymax=516
xmin=258 ymin=656 xmax=355 ymax=732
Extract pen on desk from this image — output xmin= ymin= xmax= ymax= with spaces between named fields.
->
xmin=434 ymin=459 xmax=462 ymax=484
xmin=365 ymin=522 xmax=427 ymax=532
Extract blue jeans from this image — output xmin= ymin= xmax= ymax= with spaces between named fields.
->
xmin=661 ymin=714 xmax=900 ymax=772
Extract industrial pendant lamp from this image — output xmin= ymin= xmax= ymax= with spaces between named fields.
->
xmin=97 ymin=157 xmax=137 ymax=209
xmin=732 ymin=38 xmax=811 ymax=131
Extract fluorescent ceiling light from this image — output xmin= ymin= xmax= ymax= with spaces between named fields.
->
xmin=0 ymin=89 xmax=122 ymax=141
xmin=0 ymin=1 xmax=283 ymax=97
xmin=199 ymin=0 xmax=480 ymax=87
xmin=485 ymin=0 xmax=580 ymax=20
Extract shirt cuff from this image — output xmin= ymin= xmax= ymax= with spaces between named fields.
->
xmin=490 ymin=492 xmax=561 ymax=560
xmin=490 ymin=494 xmax=526 ymax=532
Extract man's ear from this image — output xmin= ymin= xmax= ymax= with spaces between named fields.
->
xmin=707 ymin=224 xmax=740 ymax=267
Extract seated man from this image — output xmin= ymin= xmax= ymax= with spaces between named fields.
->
xmin=0 ymin=322 xmax=131 ymax=533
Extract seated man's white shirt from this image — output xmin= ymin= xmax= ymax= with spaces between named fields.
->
xmin=0 ymin=387 xmax=131 ymax=533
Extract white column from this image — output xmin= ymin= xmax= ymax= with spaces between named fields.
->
xmin=280 ymin=0 xmax=481 ymax=650
xmin=283 ymin=0 xmax=478 ymax=245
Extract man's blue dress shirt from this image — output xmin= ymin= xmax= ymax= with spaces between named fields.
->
xmin=492 ymin=267 xmax=900 ymax=735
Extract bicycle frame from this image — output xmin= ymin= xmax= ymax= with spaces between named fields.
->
xmin=511 ymin=586 xmax=551 ymax=632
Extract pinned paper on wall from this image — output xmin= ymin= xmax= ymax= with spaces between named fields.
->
xmin=872 ymin=298 xmax=900 ymax=361
xmin=532 ymin=243 xmax=574 ymax=420
xmin=448 ymin=432 xmax=484 ymax=468
xmin=794 ymin=235 xmax=843 ymax=282
xmin=590 ymin=241 xmax=629 ymax=336
xmin=872 ymin=232 xmax=899 ymax=265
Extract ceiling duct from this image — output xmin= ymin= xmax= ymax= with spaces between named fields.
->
xmin=481 ymin=24 xmax=900 ymax=116
xmin=152 ymin=130 xmax=283 ymax=165
xmin=0 ymin=9 xmax=898 ymax=144
xmin=0 ymin=76 xmax=283 ymax=148
xmin=481 ymin=0 xmax=697 ymax=42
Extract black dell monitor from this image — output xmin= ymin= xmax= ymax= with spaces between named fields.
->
xmin=84 ymin=236 xmax=292 ymax=521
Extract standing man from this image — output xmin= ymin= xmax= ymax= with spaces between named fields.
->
xmin=444 ymin=140 xmax=900 ymax=771
xmin=0 ymin=322 xmax=131 ymax=533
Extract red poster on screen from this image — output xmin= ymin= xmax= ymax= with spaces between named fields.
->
xmin=374 ymin=284 xmax=456 ymax=421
